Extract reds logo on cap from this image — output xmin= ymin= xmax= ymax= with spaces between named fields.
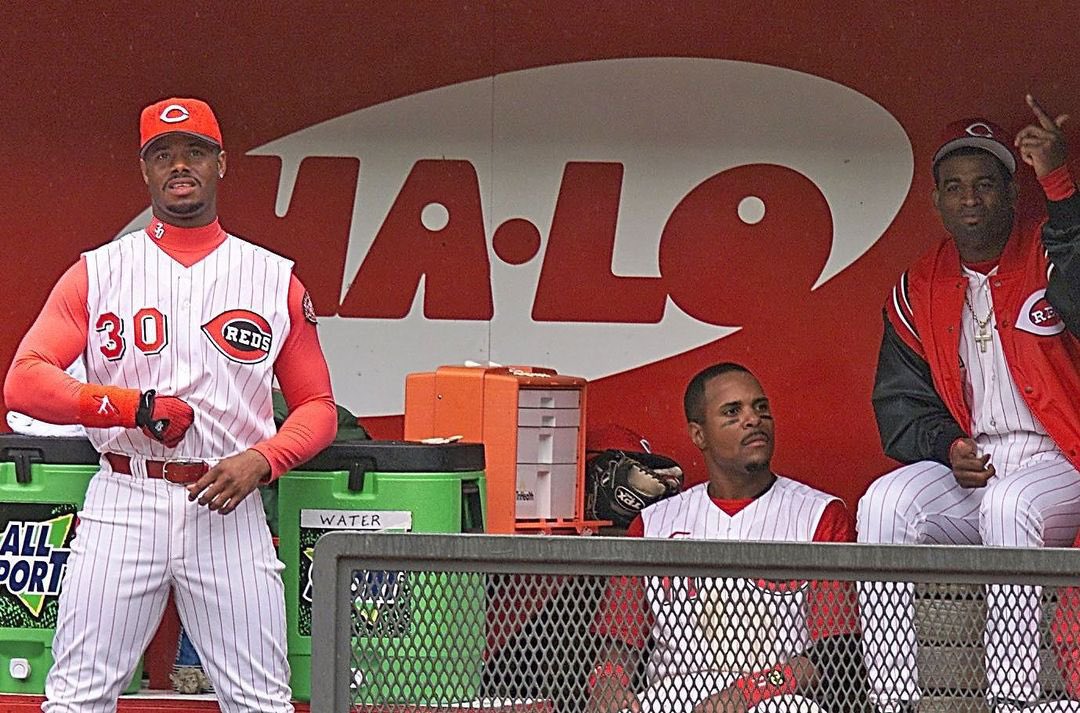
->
xmin=1015 ymin=289 xmax=1065 ymax=336
xmin=202 ymin=310 xmax=274 ymax=364
xmin=965 ymin=121 xmax=996 ymax=139
xmin=158 ymin=104 xmax=191 ymax=124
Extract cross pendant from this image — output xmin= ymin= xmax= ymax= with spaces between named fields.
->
xmin=975 ymin=325 xmax=992 ymax=353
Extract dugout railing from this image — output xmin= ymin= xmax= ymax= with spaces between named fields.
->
xmin=310 ymin=533 xmax=1080 ymax=713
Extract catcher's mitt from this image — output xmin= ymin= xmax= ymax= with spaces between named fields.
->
xmin=586 ymin=449 xmax=683 ymax=527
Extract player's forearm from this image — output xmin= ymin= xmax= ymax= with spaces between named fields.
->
xmin=717 ymin=658 xmax=812 ymax=711
xmin=1042 ymin=173 xmax=1080 ymax=336
xmin=250 ymin=396 xmax=337 ymax=480
xmin=5 ymin=357 xmax=146 ymax=430
xmin=873 ymin=318 xmax=966 ymax=465
xmin=4 ymin=352 xmax=87 ymax=423
xmin=261 ymin=274 xmax=339 ymax=477
xmin=787 ymin=653 xmax=819 ymax=693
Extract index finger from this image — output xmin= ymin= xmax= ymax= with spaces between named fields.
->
xmin=1027 ymin=94 xmax=1058 ymax=130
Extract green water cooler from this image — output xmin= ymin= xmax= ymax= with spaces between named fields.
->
xmin=0 ymin=435 xmax=142 ymax=695
xmin=278 ymin=440 xmax=486 ymax=703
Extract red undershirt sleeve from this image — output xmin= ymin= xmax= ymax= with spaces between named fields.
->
xmin=1040 ymin=165 xmax=1076 ymax=201
xmin=249 ymin=275 xmax=338 ymax=479
xmin=592 ymin=516 xmax=652 ymax=649
xmin=806 ymin=500 xmax=859 ymax=640
xmin=4 ymin=259 xmax=91 ymax=423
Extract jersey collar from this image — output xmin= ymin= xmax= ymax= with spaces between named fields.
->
xmin=144 ymin=217 xmax=227 ymax=267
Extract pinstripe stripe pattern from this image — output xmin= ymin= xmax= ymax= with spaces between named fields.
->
xmin=45 ymin=230 xmax=295 ymax=712
xmin=640 ymin=479 xmax=835 ymax=685
xmin=960 ymin=266 xmax=1052 ymax=442
xmin=857 ymin=446 xmax=1080 ymax=707
xmin=82 ymin=231 xmax=292 ymax=461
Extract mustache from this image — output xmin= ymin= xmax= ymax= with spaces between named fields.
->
xmin=164 ymin=171 xmax=200 ymax=188
xmin=741 ymin=429 xmax=772 ymax=445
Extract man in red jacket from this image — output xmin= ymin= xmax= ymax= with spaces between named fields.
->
xmin=858 ymin=95 xmax=1080 ymax=713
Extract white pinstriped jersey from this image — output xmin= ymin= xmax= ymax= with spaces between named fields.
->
xmin=639 ymin=478 xmax=836 ymax=683
xmin=82 ymin=229 xmax=293 ymax=463
xmin=960 ymin=266 xmax=1058 ymax=473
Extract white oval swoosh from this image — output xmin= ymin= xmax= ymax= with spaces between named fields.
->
xmin=123 ymin=58 xmax=912 ymax=415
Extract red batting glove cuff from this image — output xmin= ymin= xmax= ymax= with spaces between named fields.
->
xmin=77 ymin=385 xmax=141 ymax=429
xmin=136 ymin=392 xmax=195 ymax=448
xmin=1039 ymin=165 xmax=1077 ymax=201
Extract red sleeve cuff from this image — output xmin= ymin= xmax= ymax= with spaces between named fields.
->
xmin=1039 ymin=165 xmax=1077 ymax=201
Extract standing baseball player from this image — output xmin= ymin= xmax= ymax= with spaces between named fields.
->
xmin=3 ymin=97 xmax=338 ymax=712
xmin=588 ymin=363 xmax=859 ymax=713
xmin=858 ymin=95 xmax=1080 ymax=713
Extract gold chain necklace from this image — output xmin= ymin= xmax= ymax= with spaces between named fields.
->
xmin=963 ymin=291 xmax=993 ymax=353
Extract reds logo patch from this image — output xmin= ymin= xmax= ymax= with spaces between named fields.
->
xmin=201 ymin=310 xmax=274 ymax=364
xmin=1015 ymin=289 xmax=1065 ymax=337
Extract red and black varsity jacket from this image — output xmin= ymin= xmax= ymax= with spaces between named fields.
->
xmin=872 ymin=192 xmax=1080 ymax=471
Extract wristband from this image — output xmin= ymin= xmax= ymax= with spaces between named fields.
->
xmin=587 ymin=661 xmax=630 ymax=690
xmin=77 ymin=384 xmax=141 ymax=429
xmin=732 ymin=663 xmax=798 ymax=708
xmin=1039 ymin=165 xmax=1076 ymax=201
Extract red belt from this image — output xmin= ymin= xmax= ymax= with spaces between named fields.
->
xmin=105 ymin=453 xmax=209 ymax=485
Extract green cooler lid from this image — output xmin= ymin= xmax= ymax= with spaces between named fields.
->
xmin=0 ymin=434 xmax=100 ymax=464
xmin=0 ymin=434 xmax=100 ymax=484
xmin=296 ymin=440 xmax=484 ymax=473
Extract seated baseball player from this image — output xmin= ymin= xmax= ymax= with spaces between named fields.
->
xmin=858 ymin=96 xmax=1080 ymax=713
xmin=587 ymin=363 xmax=861 ymax=713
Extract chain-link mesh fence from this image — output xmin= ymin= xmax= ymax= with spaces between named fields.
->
xmin=311 ymin=534 xmax=1080 ymax=713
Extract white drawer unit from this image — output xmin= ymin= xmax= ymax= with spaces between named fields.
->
xmin=516 ymin=426 xmax=579 ymax=465
xmin=516 ymin=464 xmax=577 ymax=520
xmin=516 ymin=407 xmax=581 ymax=428
xmin=515 ymin=387 xmax=583 ymax=520
xmin=518 ymin=389 xmax=580 ymax=409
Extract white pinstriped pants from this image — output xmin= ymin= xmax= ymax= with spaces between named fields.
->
xmin=43 ymin=468 xmax=293 ymax=713
xmin=857 ymin=449 xmax=1080 ymax=709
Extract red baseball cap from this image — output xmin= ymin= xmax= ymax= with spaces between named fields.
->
xmin=932 ymin=118 xmax=1016 ymax=175
xmin=139 ymin=97 xmax=223 ymax=155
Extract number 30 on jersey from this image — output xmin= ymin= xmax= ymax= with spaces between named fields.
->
xmin=95 ymin=308 xmax=167 ymax=360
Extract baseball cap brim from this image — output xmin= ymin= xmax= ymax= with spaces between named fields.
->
xmin=139 ymin=130 xmax=222 ymax=156
xmin=933 ymin=136 xmax=1017 ymax=175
